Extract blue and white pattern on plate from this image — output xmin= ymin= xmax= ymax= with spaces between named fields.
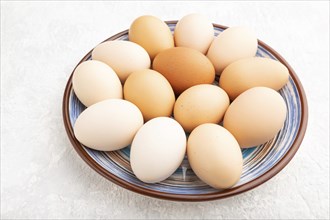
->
xmin=68 ymin=24 xmax=302 ymax=195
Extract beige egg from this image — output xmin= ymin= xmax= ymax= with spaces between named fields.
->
xmin=124 ymin=69 xmax=175 ymax=121
xmin=74 ymin=99 xmax=143 ymax=151
xmin=187 ymin=124 xmax=243 ymax=189
xmin=223 ymin=87 xmax=287 ymax=148
xmin=130 ymin=117 xmax=187 ymax=183
xmin=174 ymin=13 xmax=214 ymax=54
xmin=207 ymin=26 xmax=258 ymax=74
xmin=220 ymin=57 xmax=289 ymax=100
xmin=174 ymin=84 xmax=229 ymax=133
xmin=129 ymin=15 xmax=174 ymax=59
xmin=153 ymin=47 xmax=215 ymax=95
xmin=92 ymin=41 xmax=151 ymax=83
xmin=72 ymin=60 xmax=122 ymax=107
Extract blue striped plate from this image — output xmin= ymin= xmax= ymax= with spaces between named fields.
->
xmin=63 ymin=22 xmax=308 ymax=201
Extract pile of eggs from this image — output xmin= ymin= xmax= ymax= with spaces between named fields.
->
xmin=72 ymin=14 xmax=289 ymax=189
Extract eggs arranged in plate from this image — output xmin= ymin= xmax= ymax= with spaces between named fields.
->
xmin=72 ymin=14 xmax=289 ymax=190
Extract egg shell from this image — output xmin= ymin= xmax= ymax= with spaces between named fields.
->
xmin=129 ymin=15 xmax=174 ymax=59
xmin=124 ymin=69 xmax=175 ymax=121
xmin=174 ymin=84 xmax=229 ymax=133
xmin=187 ymin=123 xmax=243 ymax=189
xmin=73 ymin=99 xmax=143 ymax=151
xmin=220 ymin=57 xmax=289 ymax=100
xmin=207 ymin=26 xmax=258 ymax=74
xmin=130 ymin=117 xmax=186 ymax=183
xmin=223 ymin=87 xmax=287 ymax=148
xmin=72 ymin=60 xmax=122 ymax=107
xmin=174 ymin=13 xmax=214 ymax=54
xmin=92 ymin=41 xmax=151 ymax=83
xmin=153 ymin=47 xmax=215 ymax=95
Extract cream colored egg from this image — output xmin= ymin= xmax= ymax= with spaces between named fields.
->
xmin=92 ymin=41 xmax=151 ymax=83
xmin=124 ymin=69 xmax=175 ymax=121
xmin=220 ymin=57 xmax=289 ymax=100
xmin=187 ymin=124 xmax=243 ymax=189
xmin=223 ymin=87 xmax=287 ymax=148
xmin=174 ymin=13 xmax=214 ymax=54
xmin=174 ymin=84 xmax=229 ymax=133
xmin=130 ymin=117 xmax=187 ymax=183
xmin=129 ymin=15 xmax=174 ymax=59
xmin=74 ymin=99 xmax=143 ymax=151
xmin=207 ymin=26 xmax=258 ymax=74
xmin=72 ymin=60 xmax=122 ymax=107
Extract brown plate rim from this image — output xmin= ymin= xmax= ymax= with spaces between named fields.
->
xmin=62 ymin=21 xmax=308 ymax=202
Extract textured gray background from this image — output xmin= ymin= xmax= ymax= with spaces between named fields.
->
xmin=1 ymin=1 xmax=329 ymax=219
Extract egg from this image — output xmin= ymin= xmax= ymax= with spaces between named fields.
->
xmin=129 ymin=15 xmax=174 ymax=59
xmin=223 ymin=87 xmax=287 ymax=148
xmin=130 ymin=117 xmax=186 ymax=183
xmin=72 ymin=60 xmax=122 ymax=107
xmin=187 ymin=124 xmax=243 ymax=189
xmin=92 ymin=41 xmax=150 ymax=83
xmin=124 ymin=69 xmax=175 ymax=121
xmin=220 ymin=57 xmax=289 ymax=100
xmin=174 ymin=13 xmax=214 ymax=54
xmin=207 ymin=26 xmax=258 ymax=74
xmin=153 ymin=47 xmax=215 ymax=95
xmin=74 ymin=99 xmax=143 ymax=151
xmin=174 ymin=84 xmax=229 ymax=133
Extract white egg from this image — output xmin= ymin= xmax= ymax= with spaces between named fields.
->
xmin=130 ymin=117 xmax=187 ymax=183
xmin=207 ymin=26 xmax=258 ymax=74
xmin=72 ymin=60 xmax=122 ymax=107
xmin=74 ymin=99 xmax=143 ymax=151
xmin=174 ymin=13 xmax=214 ymax=54
xmin=92 ymin=40 xmax=151 ymax=83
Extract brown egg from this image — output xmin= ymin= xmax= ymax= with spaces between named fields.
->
xmin=153 ymin=47 xmax=215 ymax=95
xmin=223 ymin=87 xmax=287 ymax=148
xmin=124 ymin=69 xmax=175 ymax=121
xmin=174 ymin=84 xmax=229 ymax=133
xmin=220 ymin=57 xmax=289 ymax=100
xmin=187 ymin=124 xmax=243 ymax=189
xmin=129 ymin=15 xmax=174 ymax=59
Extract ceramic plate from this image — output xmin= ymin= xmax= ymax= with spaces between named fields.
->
xmin=62 ymin=22 xmax=308 ymax=201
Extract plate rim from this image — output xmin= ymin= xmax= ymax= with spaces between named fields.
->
xmin=62 ymin=21 xmax=308 ymax=202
